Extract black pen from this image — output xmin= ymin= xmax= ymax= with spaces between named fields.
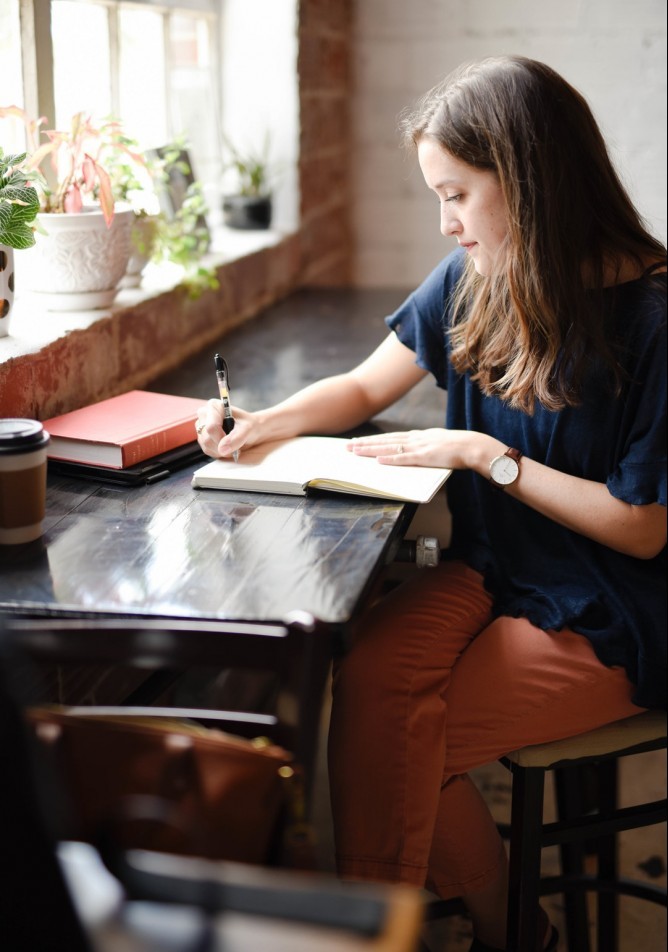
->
xmin=214 ymin=353 xmax=239 ymax=462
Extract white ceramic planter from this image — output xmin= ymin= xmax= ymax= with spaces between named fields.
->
xmin=0 ymin=244 xmax=14 ymax=337
xmin=18 ymin=205 xmax=134 ymax=311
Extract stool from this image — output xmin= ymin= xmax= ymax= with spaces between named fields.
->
xmin=422 ymin=711 xmax=666 ymax=952
xmin=501 ymin=709 xmax=667 ymax=952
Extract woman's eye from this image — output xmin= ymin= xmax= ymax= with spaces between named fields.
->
xmin=444 ymin=193 xmax=462 ymax=203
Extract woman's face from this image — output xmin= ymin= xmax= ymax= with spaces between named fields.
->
xmin=417 ymin=138 xmax=509 ymax=276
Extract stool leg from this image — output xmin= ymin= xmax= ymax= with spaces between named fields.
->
xmin=506 ymin=764 xmax=545 ymax=952
xmin=555 ymin=766 xmax=592 ymax=952
xmin=595 ymin=759 xmax=619 ymax=952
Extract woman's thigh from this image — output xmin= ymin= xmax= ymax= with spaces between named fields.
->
xmin=443 ymin=614 xmax=643 ymax=775
xmin=341 ymin=559 xmax=494 ymax=679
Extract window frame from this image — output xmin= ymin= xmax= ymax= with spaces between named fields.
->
xmin=18 ymin=0 xmax=220 ymax=155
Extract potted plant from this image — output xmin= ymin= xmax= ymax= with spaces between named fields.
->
xmin=151 ymin=177 xmax=218 ymax=298
xmin=0 ymin=107 xmax=138 ymax=311
xmin=0 ymin=147 xmax=42 ymax=336
xmin=108 ymin=140 xmax=217 ymax=297
xmin=105 ymin=145 xmax=162 ymax=289
xmin=221 ymin=134 xmax=273 ymax=230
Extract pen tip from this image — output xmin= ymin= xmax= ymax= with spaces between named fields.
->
xmin=214 ymin=353 xmax=224 ymax=372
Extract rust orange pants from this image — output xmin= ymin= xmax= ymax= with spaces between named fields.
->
xmin=328 ymin=561 xmax=642 ymax=899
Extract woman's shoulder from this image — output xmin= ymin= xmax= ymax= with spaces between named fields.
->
xmin=391 ymin=246 xmax=467 ymax=322
xmin=607 ymin=268 xmax=666 ymax=368
xmin=411 ymin=246 xmax=467 ymax=313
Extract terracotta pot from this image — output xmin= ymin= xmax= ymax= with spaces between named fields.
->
xmin=17 ymin=205 xmax=134 ymax=311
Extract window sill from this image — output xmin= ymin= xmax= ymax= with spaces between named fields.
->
xmin=2 ymin=226 xmax=287 ymax=361
xmin=0 ymin=225 xmax=302 ymax=419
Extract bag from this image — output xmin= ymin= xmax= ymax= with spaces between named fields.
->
xmin=25 ymin=706 xmax=297 ymax=865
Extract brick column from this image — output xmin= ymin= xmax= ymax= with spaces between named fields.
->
xmin=298 ymin=0 xmax=353 ymax=286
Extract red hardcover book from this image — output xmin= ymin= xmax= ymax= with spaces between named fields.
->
xmin=43 ymin=391 xmax=205 ymax=469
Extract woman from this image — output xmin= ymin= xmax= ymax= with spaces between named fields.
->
xmin=197 ymin=56 xmax=666 ymax=951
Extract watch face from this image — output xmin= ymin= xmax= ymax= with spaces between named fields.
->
xmin=490 ymin=454 xmax=519 ymax=485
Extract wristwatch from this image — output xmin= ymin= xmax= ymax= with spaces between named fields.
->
xmin=489 ymin=447 xmax=523 ymax=489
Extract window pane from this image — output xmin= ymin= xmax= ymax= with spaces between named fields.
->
xmin=168 ymin=14 xmax=221 ymax=192
xmin=119 ymin=6 xmax=168 ymax=149
xmin=171 ymin=14 xmax=210 ymax=69
xmin=0 ymin=0 xmax=26 ymax=152
xmin=52 ymin=0 xmax=112 ymax=126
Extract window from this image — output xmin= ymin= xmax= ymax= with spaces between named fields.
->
xmin=2 ymin=0 xmax=221 ymax=210
xmin=0 ymin=0 xmax=25 ymax=152
xmin=1 ymin=0 xmax=299 ymax=234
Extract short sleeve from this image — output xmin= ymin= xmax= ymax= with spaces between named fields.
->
xmin=385 ymin=248 xmax=466 ymax=388
xmin=606 ymin=295 xmax=667 ymax=507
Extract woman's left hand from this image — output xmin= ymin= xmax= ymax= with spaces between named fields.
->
xmin=347 ymin=428 xmax=489 ymax=470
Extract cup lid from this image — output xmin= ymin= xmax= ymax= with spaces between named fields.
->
xmin=0 ymin=419 xmax=50 ymax=454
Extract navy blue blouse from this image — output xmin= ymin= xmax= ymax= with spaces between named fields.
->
xmin=386 ymin=248 xmax=667 ymax=709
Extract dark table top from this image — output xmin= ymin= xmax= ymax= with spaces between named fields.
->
xmin=1 ymin=288 xmax=446 ymax=631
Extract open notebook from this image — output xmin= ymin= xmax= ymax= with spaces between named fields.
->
xmin=191 ymin=436 xmax=451 ymax=503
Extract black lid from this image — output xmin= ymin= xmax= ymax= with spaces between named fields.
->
xmin=0 ymin=419 xmax=50 ymax=454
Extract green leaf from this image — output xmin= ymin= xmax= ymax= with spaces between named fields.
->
xmin=0 ymin=220 xmax=36 ymax=249
xmin=0 ymin=184 xmax=40 ymax=221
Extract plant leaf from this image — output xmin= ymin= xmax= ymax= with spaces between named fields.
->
xmin=0 ymin=185 xmax=40 ymax=221
xmin=0 ymin=220 xmax=36 ymax=249
xmin=92 ymin=159 xmax=115 ymax=226
xmin=63 ymin=184 xmax=83 ymax=214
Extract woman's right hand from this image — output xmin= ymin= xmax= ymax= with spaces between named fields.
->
xmin=196 ymin=399 xmax=259 ymax=460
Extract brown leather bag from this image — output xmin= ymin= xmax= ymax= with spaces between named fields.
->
xmin=26 ymin=706 xmax=298 ymax=865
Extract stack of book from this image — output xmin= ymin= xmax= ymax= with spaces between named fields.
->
xmin=43 ymin=390 xmax=206 ymax=485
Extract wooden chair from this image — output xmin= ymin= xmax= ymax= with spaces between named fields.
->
xmin=0 ymin=629 xmax=425 ymax=952
xmin=2 ymin=612 xmax=337 ymax=871
xmin=422 ymin=711 xmax=667 ymax=952
xmin=3 ymin=611 xmax=332 ymax=797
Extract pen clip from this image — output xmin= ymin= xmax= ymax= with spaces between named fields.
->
xmin=215 ymin=353 xmax=231 ymax=390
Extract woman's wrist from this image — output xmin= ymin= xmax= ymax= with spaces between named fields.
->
xmin=251 ymin=406 xmax=298 ymax=445
xmin=467 ymin=433 xmax=507 ymax=476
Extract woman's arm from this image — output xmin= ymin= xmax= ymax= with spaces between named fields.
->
xmin=196 ymin=333 xmax=427 ymax=457
xmin=512 ymin=459 xmax=666 ymax=560
xmin=349 ymin=429 xmax=667 ymax=560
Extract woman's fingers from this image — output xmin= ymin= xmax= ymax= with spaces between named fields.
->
xmin=348 ymin=432 xmax=419 ymax=464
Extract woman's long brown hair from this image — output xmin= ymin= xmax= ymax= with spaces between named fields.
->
xmin=400 ymin=56 xmax=666 ymax=413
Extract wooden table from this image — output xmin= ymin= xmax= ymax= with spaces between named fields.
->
xmin=1 ymin=288 xmax=445 ymax=634
xmin=1 ymin=465 xmax=414 ymax=625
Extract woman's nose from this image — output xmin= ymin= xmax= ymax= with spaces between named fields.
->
xmin=441 ymin=206 xmax=461 ymax=238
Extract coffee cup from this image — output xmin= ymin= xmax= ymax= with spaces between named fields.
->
xmin=0 ymin=419 xmax=50 ymax=545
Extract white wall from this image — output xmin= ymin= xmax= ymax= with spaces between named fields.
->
xmin=352 ymin=0 xmax=667 ymax=288
xmin=220 ymin=0 xmax=300 ymax=232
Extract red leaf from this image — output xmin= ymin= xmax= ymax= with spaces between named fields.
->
xmin=63 ymin=184 xmax=83 ymax=214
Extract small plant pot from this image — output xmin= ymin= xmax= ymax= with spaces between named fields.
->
xmin=120 ymin=214 xmax=160 ymax=288
xmin=222 ymin=194 xmax=272 ymax=230
xmin=17 ymin=206 xmax=134 ymax=311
